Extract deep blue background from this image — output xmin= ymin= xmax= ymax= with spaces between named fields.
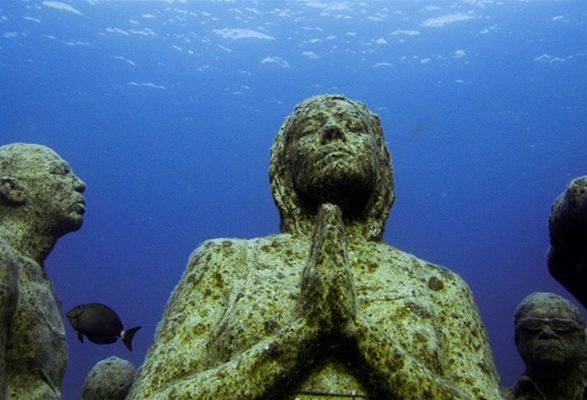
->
xmin=1 ymin=1 xmax=586 ymax=398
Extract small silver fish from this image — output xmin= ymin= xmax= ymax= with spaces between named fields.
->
xmin=66 ymin=303 xmax=141 ymax=351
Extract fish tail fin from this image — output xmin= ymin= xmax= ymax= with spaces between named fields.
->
xmin=121 ymin=326 xmax=141 ymax=351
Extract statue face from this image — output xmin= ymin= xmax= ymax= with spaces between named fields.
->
xmin=23 ymin=149 xmax=86 ymax=234
xmin=287 ymin=98 xmax=379 ymax=204
xmin=515 ymin=304 xmax=585 ymax=369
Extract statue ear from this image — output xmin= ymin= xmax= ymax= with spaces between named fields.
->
xmin=0 ymin=176 xmax=27 ymax=205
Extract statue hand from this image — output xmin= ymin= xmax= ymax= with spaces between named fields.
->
xmin=299 ymin=204 xmax=357 ymax=338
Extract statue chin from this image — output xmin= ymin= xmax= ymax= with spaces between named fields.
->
xmin=57 ymin=215 xmax=84 ymax=236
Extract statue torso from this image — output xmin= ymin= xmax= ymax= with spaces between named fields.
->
xmin=5 ymin=249 xmax=66 ymax=400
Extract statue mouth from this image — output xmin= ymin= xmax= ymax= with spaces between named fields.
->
xmin=72 ymin=201 xmax=86 ymax=215
xmin=313 ymin=146 xmax=356 ymax=165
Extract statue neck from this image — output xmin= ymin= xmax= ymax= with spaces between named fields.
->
xmin=0 ymin=216 xmax=57 ymax=264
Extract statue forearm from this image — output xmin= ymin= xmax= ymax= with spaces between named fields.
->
xmin=352 ymin=315 xmax=502 ymax=400
xmin=130 ymin=319 xmax=319 ymax=400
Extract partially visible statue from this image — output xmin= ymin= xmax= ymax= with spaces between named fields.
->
xmin=0 ymin=143 xmax=86 ymax=399
xmin=128 ymin=95 xmax=503 ymax=399
xmin=548 ymin=176 xmax=587 ymax=308
xmin=81 ymin=356 xmax=135 ymax=400
xmin=506 ymin=292 xmax=586 ymax=400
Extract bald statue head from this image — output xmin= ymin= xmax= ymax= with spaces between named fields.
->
xmin=269 ymin=95 xmax=395 ymax=240
xmin=514 ymin=292 xmax=585 ymax=372
xmin=0 ymin=143 xmax=86 ymax=237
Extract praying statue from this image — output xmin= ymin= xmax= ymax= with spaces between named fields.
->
xmin=128 ymin=95 xmax=503 ymax=399
xmin=506 ymin=292 xmax=586 ymax=400
xmin=0 ymin=143 xmax=86 ymax=399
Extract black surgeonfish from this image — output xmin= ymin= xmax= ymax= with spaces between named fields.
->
xmin=66 ymin=303 xmax=141 ymax=351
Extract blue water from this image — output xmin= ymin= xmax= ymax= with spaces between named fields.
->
xmin=1 ymin=1 xmax=586 ymax=398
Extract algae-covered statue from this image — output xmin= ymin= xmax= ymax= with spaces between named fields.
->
xmin=129 ymin=95 xmax=502 ymax=399
xmin=506 ymin=292 xmax=586 ymax=400
xmin=548 ymin=176 xmax=587 ymax=309
xmin=0 ymin=143 xmax=86 ymax=399
xmin=81 ymin=356 xmax=135 ymax=400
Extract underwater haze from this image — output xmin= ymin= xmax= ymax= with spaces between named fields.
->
xmin=1 ymin=0 xmax=586 ymax=398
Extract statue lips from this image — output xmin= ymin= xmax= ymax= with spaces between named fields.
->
xmin=315 ymin=145 xmax=355 ymax=166
xmin=72 ymin=202 xmax=85 ymax=215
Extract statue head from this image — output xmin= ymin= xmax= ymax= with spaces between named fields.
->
xmin=514 ymin=292 xmax=585 ymax=373
xmin=269 ymin=95 xmax=395 ymax=240
xmin=0 ymin=143 xmax=86 ymax=236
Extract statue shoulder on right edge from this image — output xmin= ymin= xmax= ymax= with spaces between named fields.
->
xmin=548 ymin=176 xmax=587 ymax=308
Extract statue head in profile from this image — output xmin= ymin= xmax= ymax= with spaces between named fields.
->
xmin=0 ymin=143 xmax=86 ymax=240
xmin=547 ymin=176 xmax=587 ymax=308
xmin=269 ymin=94 xmax=395 ymax=240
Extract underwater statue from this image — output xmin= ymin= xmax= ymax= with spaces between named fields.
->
xmin=506 ymin=292 xmax=586 ymax=400
xmin=81 ymin=356 xmax=135 ymax=400
xmin=0 ymin=143 xmax=86 ymax=399
xmin=128 ymin=95 xmax=503 ymax=399
xmin=548 ymin=176 xmax=587 ymax=309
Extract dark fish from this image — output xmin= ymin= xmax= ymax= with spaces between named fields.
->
xmin=66 ymin=303 xmax=141 ymax=351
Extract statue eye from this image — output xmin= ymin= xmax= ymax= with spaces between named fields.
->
xmin=345 ymin=118 xmax=365 ymax=133
xmin=299 ymin=119 xmax=321 ymax=136
xmin=51 ymin=164 xmax=70 ymax=175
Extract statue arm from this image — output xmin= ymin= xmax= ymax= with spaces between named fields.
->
xmin=136 ymin=319 xmax=317 ymax=399
xmin=351 ymin=276 xmax=503 ymax=400
xmin=128 ymin=240 xmax=319 ymax=400
xmin=0 ymin=250 xmax=18 ymax=400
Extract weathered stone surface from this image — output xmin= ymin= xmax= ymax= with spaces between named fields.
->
xmin=506 ymin=292 xmax=586 ymax=400
xmin=81 ymin=356 xmax=135 ymax=400
xmin=128 ymin=95 xmax=502 ymax=399
xmin=547 ymin=176 xmax=587 ymax=308
xmin=0 ymin=143 xmax=86 ymax=399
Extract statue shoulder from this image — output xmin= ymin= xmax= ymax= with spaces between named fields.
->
xmin=376 ymin=243 xmax=470 ymax=293
xmin=0 ymin=241 xmax=18 ymax=280
xmin=179 ymin=236 xmax=289 ymax=287
xmin=0 ymin=240 xmax=17 ymax=266
xmin=186 ymin=235 xmax=298 ymax=272
xmin=188 ymin=238 xmax=250 ymax=268
xmin=0 ymin=241 xmax=19 ymax=317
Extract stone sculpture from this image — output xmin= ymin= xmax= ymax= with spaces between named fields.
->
xmin=81 ymin=356 xmax=135 ymax=400
xmin=0 ymin=143 xmax=86 ymax=399
xmin=505 ymin=292 xmax=586 ymax=400
xmin=128 ymin=95 xmax=503 ymax=399
xmin=548 ymin=176 xmax=587 ymax=308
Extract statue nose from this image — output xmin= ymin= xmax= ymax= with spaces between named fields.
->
xmin=536 ymin=324 xmax=557 ymax=338
xmin=321 ymin=120 xmax=344 ymax=144
xmin=74 ymin=177 xmax=86 ymax=193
